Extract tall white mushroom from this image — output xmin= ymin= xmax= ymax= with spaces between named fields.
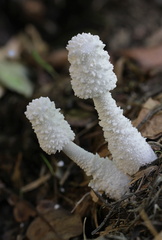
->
xmin=66 ymin=33 xmax=157 ymax=175
xmin=25 ymin=97 xmax=130 ymax=200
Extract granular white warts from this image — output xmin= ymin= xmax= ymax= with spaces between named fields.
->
xmin=67 ymin=32 xmax=157 ymax=175
xmin=25 ymin=97 xmax=130 ymax=200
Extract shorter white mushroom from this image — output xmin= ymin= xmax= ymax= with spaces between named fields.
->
xmin=25 ymin=97 xmax=130 ymax=200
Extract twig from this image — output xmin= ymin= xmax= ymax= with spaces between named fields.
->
xmin=91 ymin=205 xmax=117 ymax=235
xmin=21 ymin=173 xmax=51 ymax=192
xmin=139 ymin=209 xmax=158 ymax=237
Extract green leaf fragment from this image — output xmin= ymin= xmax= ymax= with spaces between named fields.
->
xmin=0 ymin=60 xmax=34 ymax=97
xmin=41 ymin=154 xmax=55 ymax=176
xmin=32 ymin=50 xmax=59 ymax=78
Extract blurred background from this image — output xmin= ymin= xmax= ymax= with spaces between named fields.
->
xmin=0 ymin=1 xmax=162 ymax=239
xmin=1 ymin=0 xmax=162 ymax=49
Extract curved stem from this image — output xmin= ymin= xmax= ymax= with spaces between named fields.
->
xmin=63 ymin=141 xmax=95 ymax=176
xmin=62 ymin=141 xmax=130 ymax=200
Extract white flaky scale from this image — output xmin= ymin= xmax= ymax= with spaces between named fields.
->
xmin=25 ymin=97 xmax=130 ymax=200
xmin=67 ymin=32 xmax=157 ymax=175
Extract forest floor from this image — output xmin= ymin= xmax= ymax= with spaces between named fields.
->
xmin=0 ymin=1 xmax=162 ymax=240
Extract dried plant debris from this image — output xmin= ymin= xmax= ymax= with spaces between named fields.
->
xmin=26 ymin=207 xmax=82 ymax=240
xmin=133 ymin=98 xmax=162 ymax=139
xmin=90 ymin=160 xmax=162 ymax=239
xmin=122 ymin=45 xmax=162 ymax=71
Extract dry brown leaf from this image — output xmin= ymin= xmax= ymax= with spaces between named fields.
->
xmin=36 ymin=199 xmax=58 ymax=214
xmin=26 ymin=208 xmax=82 ymax=240
xmin=154 ymin=231 xmax=162 ymax=240
xmin=122 ymin=45 xmax=162 ymax=70
xmin=0 ymin=36 xmax=23 ymax=60
xmin=22 ymin=0 xmax=46 ymax=19
xmin=14 ymin=200 xmax=36 ymax=222
xmin=133 ymin=98 xmax=162 ymax=138
xmin=48 ymin=49 xmax=68 ymax=68
xmin=71 ymin=192 xmax=93 ymax=217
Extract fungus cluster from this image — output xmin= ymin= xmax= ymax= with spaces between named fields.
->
xmin=25 ymin=33 xmax=156 ymax=200
xmin=25 ymin=97 xmax=130 ymax=200
xmin=66 ymin=33 xmax=156 ymax=175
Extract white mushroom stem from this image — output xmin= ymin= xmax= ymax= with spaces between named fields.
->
xmin=66 ymin=32 xmax=157 ymax=175
xmin=25 ymin=96 xmax=130 ymax=200
xmin=63 ymin=141 xmax=94 ymax=176
xmin=62 ymin=141 xmax=131 ymax=200
xmin=93 ymin=93 xmax=157 ymax=175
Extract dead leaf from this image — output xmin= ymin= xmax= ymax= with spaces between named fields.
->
xmin=0 ymin=36 xmax=23 ymax=60
xmin=14 ymin=200 xmax=36 ymax=222
xmin=48 ymin=49 xmax=68 ymax=68
xmin=122 ymin=45 xmax=162 ymax=70
xmin=22 ymin=0 xmax=46 ymax=19
xmin=26 ymin=208 xmax=82 ymax=240
xmin=154 ymin=231 xmax=162 ymax=240
xmin=71 ymin=192 xmax=93 ymax=217
xmin=133 ymin=98 xmax=162 ymax=138
xmin=36 ymin=199 xmax=59 ymax=214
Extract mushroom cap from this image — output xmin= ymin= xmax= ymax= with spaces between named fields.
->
xmin=25 ymin=97 xmax=75 ymax=154
xmin=66 ymin=33 xmax=117 ymax=99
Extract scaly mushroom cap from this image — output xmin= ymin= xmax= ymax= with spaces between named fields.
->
xmin=25 ymin=97 xmax=75 ymax=154
xmin=66 ymin=33 xmax=117 ymax=99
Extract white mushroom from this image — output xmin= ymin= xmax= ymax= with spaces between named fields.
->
xmin=25 ymin=97 xmax=130 ymax=200
xmin=66 ymin=33 xmax=157 ymax=175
